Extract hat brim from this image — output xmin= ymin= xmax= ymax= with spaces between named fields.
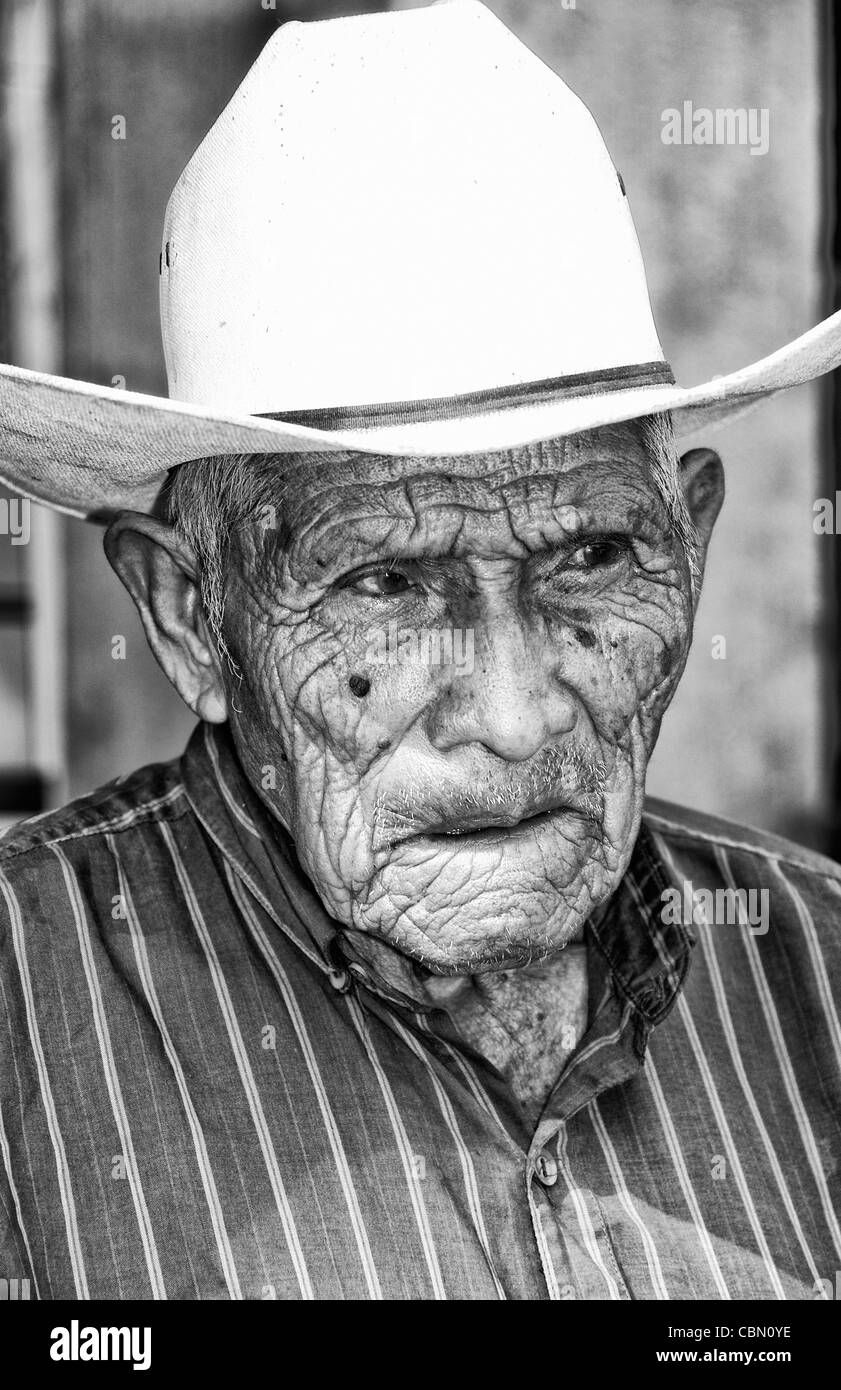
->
xmin=2 ymin=308 xmax=841 ymax=520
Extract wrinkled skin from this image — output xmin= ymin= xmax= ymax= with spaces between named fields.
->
xmin=106 ymin=426 xmax=723 ymax=977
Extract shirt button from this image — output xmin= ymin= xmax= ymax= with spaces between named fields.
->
xmin=535 ymin=1152 xmax=558 ymax=1188
xmin=327 ymin=966 xmax=350 ymax=993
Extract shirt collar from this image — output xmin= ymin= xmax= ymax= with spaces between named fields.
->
xmin=587 ymin=821 xmax=695 ymax=1028
xmin=180 ymin=719 xmax=342 ymax=983
xmin=180 ymin=719 xmax=694 ymax=1018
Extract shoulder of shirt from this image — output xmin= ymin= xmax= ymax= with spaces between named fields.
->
xmin=0 ymin=757 xmax=189 ymax=866
xmin=643 ymin=795 xmax=841 ymax=883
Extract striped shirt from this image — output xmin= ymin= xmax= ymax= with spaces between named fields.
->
xmin=0 ymin=720 xmax=839 ymax=1301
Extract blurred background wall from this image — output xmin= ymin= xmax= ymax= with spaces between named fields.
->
xmin=1 ymin=0 xmax=837 ymax=852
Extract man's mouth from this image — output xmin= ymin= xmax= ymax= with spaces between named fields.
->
xmin=421 ymin=805 xmax=571 ymax=846
xmin=385 ymin=795 xmax=601 ymax=853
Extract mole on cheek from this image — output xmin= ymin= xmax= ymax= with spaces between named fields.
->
xmin=657 ymin=644 xmax=678 ymax=678
xmin=348 ymin=674 xmax=371 ymax=698
xmin=573 ymin=626 xmax=596 ymax=649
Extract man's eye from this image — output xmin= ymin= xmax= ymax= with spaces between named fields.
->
xmin=345 ymin=569 xmax=413 ymax=596
xmin=568 ymin=538 xmax=628 ymax=570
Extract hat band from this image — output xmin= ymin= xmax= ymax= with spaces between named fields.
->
xmin=258 ymin=361 xmax=674 ymax=432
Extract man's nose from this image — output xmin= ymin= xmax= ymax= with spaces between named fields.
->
xmin=425 ymin=618 xmax=579 ymax=763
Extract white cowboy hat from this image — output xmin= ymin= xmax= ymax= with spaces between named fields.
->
xmin=2 ymin=0 xmax=840 ymax=520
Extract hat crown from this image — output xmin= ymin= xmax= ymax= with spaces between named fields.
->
xmin=160 ymin=0 xmax=664 ymax=414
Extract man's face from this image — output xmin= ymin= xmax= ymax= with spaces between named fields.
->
xmin=218 ymin=422 xmax=697 ymax=975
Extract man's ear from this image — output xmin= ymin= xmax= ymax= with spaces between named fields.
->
xmin=678 ymin=446 xmax=725 ymax=579
xmin=104 ymin=512 xmax=228 ymax=723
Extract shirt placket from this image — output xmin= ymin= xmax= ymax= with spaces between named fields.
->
xmin=522 ymin=851 xmax=693 ymax=1305
xmin=524 ymin=989 xmax=648 ymax=1300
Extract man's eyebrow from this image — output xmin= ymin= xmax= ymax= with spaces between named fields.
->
xmin=283 ymin=465 xmax=671 ymax=575
xmin=556 ymin=464 xmax=673 ymax=522
xmin=287 ymin=513 xmax=416 ymax=573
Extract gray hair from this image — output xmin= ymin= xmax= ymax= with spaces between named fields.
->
xmin=161 ymin=413 xmax=698 ymax=669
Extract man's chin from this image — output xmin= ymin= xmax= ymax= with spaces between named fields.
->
xmin=353 ymin=904 xmax=590 ymax=978
xmin=411 ymin=931 xmax=581 ymax=978
xmin=350 ymin=826 xmax=605 ymax=973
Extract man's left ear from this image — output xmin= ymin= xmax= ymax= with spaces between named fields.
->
xmin=104 ymin=511 xmax=228 ymax=724
xmin=678 ymin=446 xmax=725 ymax=581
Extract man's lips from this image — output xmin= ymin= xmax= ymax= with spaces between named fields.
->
xmin=380 ymin=791 xmax=602 ymax=851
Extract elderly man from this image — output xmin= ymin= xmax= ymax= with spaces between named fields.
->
xmin=1 ymin=1 xmax=840 ymax=1301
